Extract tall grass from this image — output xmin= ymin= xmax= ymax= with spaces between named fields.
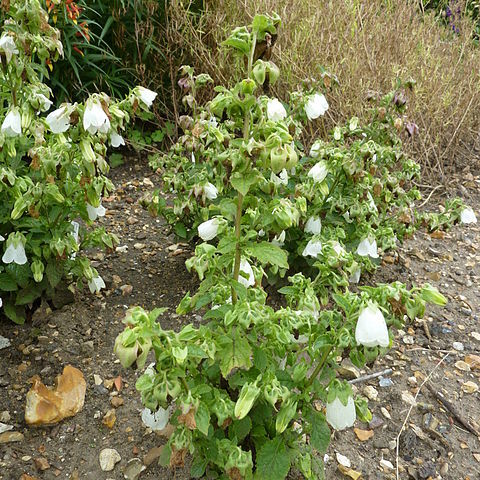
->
xmin=168 ymin=0 xmax=480 ymax=176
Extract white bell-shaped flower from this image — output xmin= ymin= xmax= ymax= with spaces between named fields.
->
xmin=83 ymin=97 xmax=110 ymax=134
xmin=46 ymin=106 xmax=71 ymax=134
xmin=302 ymin=239 xmax=322 ymax=258
xmin=266 ymin=98 xmax=287 ymax=122
xmin=2 ymin=239 xmax=27 ymax=265
xmin=110 ymin=132 xmax=125 ymax=148
xmin=356 ymin=237 xmax=378 ymax=258
xmin=355 ymin=303 xmax=390 ymax=348
xmin=308 ymin=161 xmax=328 ymax=183
xmin=326 ymin=395 xmax=356 ymax=431
xmin=141 ymin=406 xmax=171 ymax=431
xmin=204 ymin=182 xmax=218 ymax=200
xmin=349 ymin=268 xmax=361 ymax=284
xmin=88 ymin=275 xmax=105 ymax=294
xmin=332 ymin=241 xmax=345 ymax=256
xmin=1 ymin=108 xmax=21 ymax=137
xmin=0 ymin=34 xmax=18 ymax=63
xmin=35 ymin=94 xmax=53 ymax=112
xmin=198 ymin=218 xmax=219 ymax=241
xmin=86 ymin=203 xmax=106 ymax=221
xmin=272 ymin=230 xmax=286 ymax=247
xmin=136 ymin=86 xmax=158 ymax=108
xmin=309 ymin=140 xmax=322 ymax=158
xmin=270 ymin=169 xmax=289 ymax=186
xmin=305 ymin=93 xmax=329 ymax=120
xmin=460 ymin=207 xmax=477 ymax=224
xmin=305 ymin=216 xmax=322 ymax=235
xmin=238 ymin=259 xmax=255 ymax=287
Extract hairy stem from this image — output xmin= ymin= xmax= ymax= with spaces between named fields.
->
xmin=306 ymin=346 xmax=333 ymax=387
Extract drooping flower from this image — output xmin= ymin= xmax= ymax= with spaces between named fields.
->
xmin=46 ymin=106 xmax=71 ymax=134
xmin=110 ymin=132 xmax=125 ymax=148
xmin=1 ymin=108 xmax=21 ymax=137
xmin=272 ymin=230 xmax=286 ymax=247
xmin=460 ymin=207 xmax=477 ymax=224
xmin=308 ymin=161 xmax=328 ymax=183
xmin=356 ymin=237 xmax=378 ymax=258
xmin=204 ymin=182 xmax=218 ymax=200
xmin=2 ymin=235 xmax=27 ymax=265
xmin=302 ymin=239 xmax=322 ymax=258
xmin=88 ymin=275 xmax=106 ymax=294
xmin=326 ymin=395 xmax=356 ymax=430
xmin=266 ymin=98 xmax=287 ymax=122
xmin=136 ymin=86 xmax=158 ymax=108
xmin=35 ymin=94 xmax=53 ymax=112
xmin=355 ymin=303 xmax=389 ymax=348
xmin=0 ymin=34 xmax=19 ymax=63
xmin=83 ymin=97 xmax=110 ymax=134
xmin=86 ymin=202 xmax=106 ymax=221
xmin=349 ymin=267 xmax=361 ymax=284
xmin=309 ymin=140 xmax=322 ymax=158
xmin=270 ymin=169 xmax=289 ymax=186
xmin=305 ymin=93 xmax=329 ymax=120
xmin=141 ymin=406 xmax=171 ymax=431
xmin=198 ymin=218 xmax=219 ymax=241
xmin=332 ymin=241 xmax=346 ymax=256
xmin=305 ymin=216 xmax=322 ymax=235
xmin=238 ymin=259 xmax=255 ymax=287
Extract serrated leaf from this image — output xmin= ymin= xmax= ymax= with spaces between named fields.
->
xmin=46 ymin=262 xmax=63 ymax=289
xmin=309 ymin=410 xmax=331 ymax=454
xmin=195 ymin=402 xmax=211 ymax=436
xmin=15 ymin=285 xmax=41 ymax=306
xmin=0 ymin=272 xmax=18 ymax=291
xmin=3 ymin=301 xmax=25 ymax=324
xmin=230 ymin=416 xmax=252 ymax=442
xmin=255 ymin=437 xmax=290 ymax=480
xmin=230 ymin=171 xmax=259 ymax=196
xmin=218 ymin=332 xmax=252 ymax=378
xmin=248 ymin=242 xmax=288 ymax=269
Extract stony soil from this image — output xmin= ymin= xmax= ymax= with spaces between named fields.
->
xmin=0 ymin=158 xmax=479 ymax=480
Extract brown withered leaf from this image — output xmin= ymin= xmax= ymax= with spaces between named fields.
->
xmin=354 ymin=428 xmax=374 ymax=441
xmin=169 ymin=446 xmax=187 ymax=468
xmin=338 ymin=464 xmax=363 ymax=479
xmin=178 ymin=407 xmax=196 ymax=430
xmin=388 ymin=297 xmax=406 ymax=316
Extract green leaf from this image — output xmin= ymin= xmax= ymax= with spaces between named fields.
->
xmin=109 ymin=152 xmax=124 ymax=168
xmin=230 ymin=171 xmax=259 ymax=196
xmin=308 ymin=410 xmax=331 ymax=454
xmin=46 ymin=262 xmax=63 ymax=289
xmin=195 ymin=402 xmax=211 ymax=436
xmin=230 ymin=416 xmax=252 ymax=443
xmin=15 ymin=286 xmax=41 ymax=306
xmin=190 ymin=456 xmax=207 ymax=478
xmin=174 ymin=222 xmax=188 ymax=239
xmin=248 ymin=242 xmax=288 ymax=269
xmin=3 ymin=301 xmax=25 ymax=324
xmin=255 ymin=437 xmax=290 ymax=480
xmin=0 ymin=272 xmax=18 ymax=291
xmin=218 ymin=332 xmax=252 ymax=378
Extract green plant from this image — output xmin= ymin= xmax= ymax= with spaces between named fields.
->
xmin=0 ymin=0 xmax=157 ymax=323
xmin=115 ymin=14 xmax=466 ymax=479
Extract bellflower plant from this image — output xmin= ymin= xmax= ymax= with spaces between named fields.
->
xmin=116 ymin=13 xmax=459 ymax=480
xmin=0 ymin=0 xmax=156 ymax=323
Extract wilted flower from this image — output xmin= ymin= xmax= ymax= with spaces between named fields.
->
xmin=238 ymin=259 xmax=255 ymax=287
xmin=0 ymin=34 xmax=18 ymax=63
xmin=270 ymin=169 xmax=289 ymax=186
xmin=326 ymin=395 xmax=356 ymax=430
xmin=305 ymin=93 xmax=329 ymax=120
xmin=355 ymin=303 xmax=389 ymax=347
xmin=349 ymin=267 xmax=361 ymax=284
xmin=35 ymin=94 xmax=53 ymax=112
xmin=272 ymin=230 xmax=286 ymax=247
xmin=83 ymin=97 xmax=110 ymax=134
xmin=305 ymin=216 xmax=321 ymax=235
xmin=405 ymin=121 xmax=419 ymax=137
xmin=110 ymin=132 xmax=125 ymax=148
xmin=302 ymin=239 xmax=322 ymax=258
xmin=141 ymin=406 xmax=171 ymax=431
xmin=86 ymin=202 xmax=106 ymax=221
xmin=332 ymin=241 xmax=345 ymax=256
xmin=136 ymin=86 xmax=158 ymax=108
xmin=308 ymin=161 xmax=328 ymax=183
xmin=356 ymin=237 xmax=378 ymax=258
xmin=309 ymin=140 xmax=322 ymax=158
xmin=88 ymin=275 xmax=106 ymax=294
xmin=266 ymin=98 xmax=287 ymax=122
xmin=1 ymin=108 xmax=21 ymax=137
xmin=2 ymin=235 xmax=27 ymax=265
xmin=460 ymin=207 xmax=477 ymax=224
xmin=204 ymin=182 xmax=218 ymax=200
xmin=46 ymin=106 xmax=71 ymax=134
xmin=198 ymin=218 xmax=219 ymax=241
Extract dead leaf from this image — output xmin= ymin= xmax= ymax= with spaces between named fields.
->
xmin=430 ymin=230 xmax=445 ymax=239
xmin=102 ymin=409 xmax=116 ymax=429
xmin=465 ymin=354 xmax=480 ymax=370
xmin=338 ymin=464 xmax=363 ymax=479
xmin=354 ymin=428 xmax=374 ymax=441
xmin=25 ymin=365 xmax=86 ymax=426
xmin=114 ymin=375 xmax=123 ymax=392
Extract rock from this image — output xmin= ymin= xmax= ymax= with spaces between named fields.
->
xmin=354 ymin=428 xmax=374 ymax=441
xmin=454 ymin=361 xmax=471 ymax=372
xmin=402 ymin=335 xmax=415 ymax=345
xmin=335 ymin=452 xmax=351 ymax=468
xmin=102 ymin=409 xmax=117 ymax=429
xmin=380 ymin=459 xmax=394 ymax=470
xmin=363 ymin=385 xmax=378 ymax=401
xmin=120 ymin=284 xmax=133 ymax=296
xmin=111 ymin=397 xmax=124 ymax=408
xmin=99 ymin=448 xmax=121 ymax=472
xmin=34 ymin=456 xmax=50 ymax=471
xmin=381 ymin=407 xmax=391 ymax=419
xmin=471 ymin=332 xmax=480 ymax=341
xmin=123 ymin=458 xmax=146 ymax=479
xmin=25 ymin=365 xmax=86 ymax=426
xmin=465 ymin=354 xmax=480 ymax=370
xmin=0 ymin=422 xmax=13 ymax=433
xmin=379 ymin=377 xmax=393 ymax=388
xmin=0 ymin=411 xmax=11 ymax=422
xmin=93 ymin=374 xmax=103 ymax=386
xmin=462 ymin=381 xmax=478 ymax=393
xmin=369 ymin=415 xmax=384 ymax=429
xmin=51 ymin=285 xmax=75 ymax=309
xmin=0 ymin=431 xmax=24 ymax=443
xmin=337 ymin=359 xmax=360 ymax=380
xmin=401 ymin=391 xmax=417 ymax=407
xmin=0 ymin=335 xmax=11 ymax=350
xmin=452 ymin=341 xmax=464 ymax=351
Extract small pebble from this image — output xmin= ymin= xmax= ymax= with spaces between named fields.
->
xmin=453 ymin=342 xmax=464 ymax=351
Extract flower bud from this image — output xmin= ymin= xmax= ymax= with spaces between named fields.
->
xmin=234 ymin=380 xmax=260 ymax=420
xmin=270 ymin=145 xmax=287 ymax=173
xmin=284 ymin=143 xmax=298 ymax=169
xmin=31 ymin=259 xmax=44 ymax=283
xmin=420 ymin=283 xmax=447 ymax=306
xmin=275 ymin=398 xmax=297 ymax=433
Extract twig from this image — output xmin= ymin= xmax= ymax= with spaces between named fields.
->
xmin=394 ymin=353 xmax=449 ymax=480
xmin=417 ymin=185 xmax=443 ymax=209
xmin=349 ymin=368 xmax=393 ymax=385
xmin=425 ymin=382 xmax=480 ymax=437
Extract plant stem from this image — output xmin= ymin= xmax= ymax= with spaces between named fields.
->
xmin=306 ymin=346 xmax=333 ymax=387
xmin=231 ymin=32 xmax=257 ymax=304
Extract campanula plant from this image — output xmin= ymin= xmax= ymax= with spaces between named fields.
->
xmin=0 ymin=0 xmax=156 ymax=323
xmin=115 ymin=13 xmax=457 ymax=479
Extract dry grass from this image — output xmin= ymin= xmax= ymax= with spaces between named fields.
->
xmin=166 ymin=0 xmax=480 ymax=177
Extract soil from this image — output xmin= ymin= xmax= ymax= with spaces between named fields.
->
xmin=0 ymin=158 xmax=479 ymax=480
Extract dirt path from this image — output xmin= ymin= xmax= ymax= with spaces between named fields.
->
xmin=0 ymin=159 xmax=479 ymax=480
